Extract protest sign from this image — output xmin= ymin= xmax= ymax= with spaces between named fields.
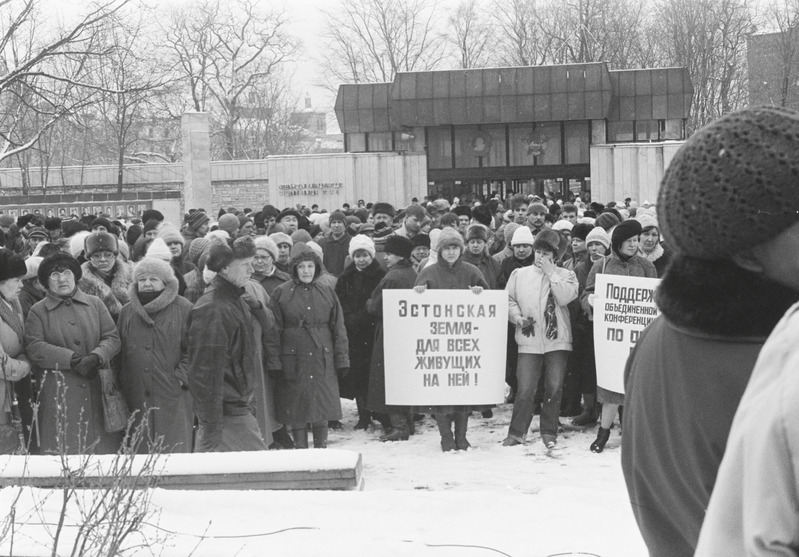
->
xmin=593 ymin=274 xmax=661 ymax=394
xmin=383 ymin=289 xmax=507 ymax=406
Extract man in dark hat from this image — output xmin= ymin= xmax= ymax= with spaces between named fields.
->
xmin=451 ymin=205 xmax=472 ymax=235
xmin=183 ymin=210 xmax=210 ymax=254
xmin=318 ymin=210 xmax=350 ymax=277
xmin=276 ymin=208 xmax=301 ymax=234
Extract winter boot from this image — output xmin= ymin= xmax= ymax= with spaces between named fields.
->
xmin=571 ymin=394 xmax=599 ymax=428
xmin=328 ymin=420 xmax=343 ymax=430
xmin=272 ymin=426 xmax=295 ymax=449
xmin=590 ymin=427 xmax=611 ymax=453
xmin=292 ymin=428 xmax=309 ymax=449
xmin=312 ymin=424 xmax=329 ymax=448
xmin=406 ymin=410 xmax=416 ymax=435
xmin=453 ymin=412 xmax=470 ymax=451
xmin=434 ymin=414 xmax=456 ymax=452
xmin=354 ymin=397 xmax=371 ymax=430
xmin=380 ymin=413 xmax=410 ymax=442
xmin=481 ymin=408 xmax=493 ymax=418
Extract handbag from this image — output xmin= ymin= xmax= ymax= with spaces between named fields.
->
xmin=0 ymin=382 xmax=26 ymax=455
xmin=99 ymin=368 xmax=130 ymax=434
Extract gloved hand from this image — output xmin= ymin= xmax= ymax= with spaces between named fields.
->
xmin=195 ymin=423 xmax=222 ymax=452
xmin=72 ymin=353 xmax=102 ymax=380
xmin=520 ymin=318 xmax=536 ymax=338
xmin=337 ymin=367 xmax=350 ymax=379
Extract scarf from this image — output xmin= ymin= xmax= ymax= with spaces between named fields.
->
xmin=0 ymin=297 xmax=23 ymax=345
xmin=90 ymin=264 xmax=115 ymax=287
xmin=137 ymin=290 xmax=163 ymax=307
xmin=639 ymin=243 xmax=664 ymax=263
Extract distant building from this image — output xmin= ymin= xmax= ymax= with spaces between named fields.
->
xmin=748 ymin=30 xmax=799 ymax=110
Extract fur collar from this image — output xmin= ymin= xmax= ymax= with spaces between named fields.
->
xmin=127 ymin=279 xmax=179 ymax=324
xmin=657 ymin=255 xmax=799 ymax=338
xmin=340 ymin=258 xmax=383 ymax=279
xmin=639 ymin=243 xmax=664 ymax=262
xmin=79 ymin=257 xmax=133 ymax=318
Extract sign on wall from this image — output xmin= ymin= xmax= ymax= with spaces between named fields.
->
xmin=592 ymin=274 xmax=661 ymax=394
xmin=383 ymin=290 xmax=508 ymax=406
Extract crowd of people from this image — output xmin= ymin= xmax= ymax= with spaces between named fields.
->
xmin=2 ymin=106 xmax=798 ymax=555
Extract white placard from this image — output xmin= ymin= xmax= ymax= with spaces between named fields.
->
xmin=383 ymin=289 xmax=508 ymax=405
xmin=593 ymin=274 xmax=661 ymax=394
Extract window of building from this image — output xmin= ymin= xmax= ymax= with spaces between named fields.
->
xmin=636 ymin=120 xmax=659 ymax=141
xmin=509 ymin=124 xmax=536 ymax=166
xmin=536 ymin=122 xmax=562 ymax=165
xmin=661 ymin=119 xmax=684 ymax=140
xmin=607 ymin=121 xmax=634 ymax=142
xmin=368 ymin=132 xmax=393 ymax=151
xmin=565 ymin=121 xmax=590 ymax=164
xmin=347 ymin=133 xmax=366 ymax=152
xmin=480 ymin=125 xmax=508 ymax=167
xmin=453 ymin=126 xmax=481 ymax=168
xmin=393 ymin=131 xmax=413 ymax=151
xmin=427 ymin=126 xmax=453 ymax=169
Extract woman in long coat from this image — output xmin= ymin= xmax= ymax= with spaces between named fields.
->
xmin=117 ymin=257 xmax=194 ymax=453
xmin=25 ymin=252 xmax=122 ymax=454
xmin=78 ymin=231 xmax=133 ymax=321
xmin=266 ymin=243 xmax=349 ymax=449
xmin=335 ymin=235 xmax=385 ymax=430
xmin=414 ymin=227 xmax=490 ymax=451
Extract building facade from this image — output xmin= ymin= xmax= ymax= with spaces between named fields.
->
xmin=335 ymin=63 xmax=693 ymax=202
xmin=748 ymin=30 xmax=799 ymax=110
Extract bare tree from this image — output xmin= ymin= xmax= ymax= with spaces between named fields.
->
xmin=762 ymin=0 xmax=799 ymax=106
xmin=163 ymin=0 xmax=300 ymax=159
xmin=447 ymin=0 xmax=494 ymax=69
xmin=319 ymin=0 xmax=447 ymax=89
xmin=492 ymin=0 xmax=555 ymax=66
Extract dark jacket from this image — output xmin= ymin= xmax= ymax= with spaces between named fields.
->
xmin=318 ymin=232 xmax=351 ymax=277
xmin=366 ymin=259 xmax=417 ymax=413
xmin=621 ymin=257 xmax=799 ymax=557
xmin=19 ymin=282 xmax=45 ymax=319
xmin=266 ymin=277 xmax=349 ymax=425
xmin=462 ymin=250 xmax=502 ymax=289
xmin=335 ymin=259 xmax=385 ymax=399
xmin=253 ymin=268 xmax=292 ymax=297
xmin=118 ymin=280 xmax=194 ymax=453
xmin=497 ymin=253 xmax=534 ymax=288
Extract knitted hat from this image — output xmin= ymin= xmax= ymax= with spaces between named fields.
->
xmin=348 ymin=234 xmax=375 ymax=259
xmin=552 ymin=220 xmax=573 ymax=232
xmin=329 ymin=210 xmax=346 ymax=224
xmin=291 ymin=229 xmax=313 ymax=244
xmin=358 ymin=222 xmax=375 ymax=234
xmin=0 ymin=249 xmax=27 ymax=281
xmin=533 ymin=228 xmax=568 ymax=260
xmin=133 ymin=257 xmax=175 ymax=286
xmin=503 ymin=223 xmax=521 ymax=244
xmin=207 ymin=235 xmax=257 ymax=272
xmin=466 ymin=224 xmax=489 ymax=242
xmin=511 ymin=226 xmax=535 ymax=246
xmin=39 ymin=252 xmax=82 ymax=285
xmin=437 ymin=227 xmax=464 ymax=254
xmin=157 ymin=222 xmax=184 ymax=245
xmin=186 ymin=210 xmax=210 ymax=231
xmin=289 ymin=242 xmax=322 ymax=279
xmin=611 ymin=219 xmax=642 ymax=253
xmin=585 ymin=227 xmax=611 ymax=250
xmin=307 ymin=240 xmax=324 ymax=262
xmin=254 ymin=235 xmax=279 ymax=261
xmin=571 ymin=223 xmax=594 ymax=241
xmin=385 ymin=235 xmax=413 ymax=259
xmin=187 ymin=237 xmax=210 ymax=267
xmin=237 ymin=215 xmax=252 ymax=229
xmin=143 ymin=219 xmax=160 ymax=235
xmin=84 ymin=231 xmax=119 ymax=257
xmin=595 ymin=212 xmax=621 ymax=231
xmin=145 ymin=238 xmax=172 ymax=261
xmin=527 ymin=202 xmax=547 ymax=215
xmin=28 ymin=227 xmax=50 ymax=240
xmin=411 ymin=234 xmax=431 ymax=249
xmin=372 ymin=202 xmax=395 ymax=218
xmin=636 ymin=214 xmax=659 ymax=232
xmin=217 ymin=213 xmax=240 ymax=235
xmin=0 ymin=215 xmax=14 ymax=227
xmin=269 ymin=232 xmax=293 ymax=247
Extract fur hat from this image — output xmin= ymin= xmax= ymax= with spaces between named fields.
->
xmin=254 ymin=235 xmax=279 ymax=261
xmin=289 ymin=242 xmax=322 ymax=279
xmin=277 ymin=208 xmax=302 ymax=223
xmin=62 ymin=220 xmax=88 ymax=238
xmin=611 ymin=219 xmax=643 ymax=253
xmin=511 ymin=226 xmax=535 ymax=246
xmin=84 ymin=231 xmax=119 ymax=257
xmin=466 ymin=224 xmax=489 ymax=242
xmin=0 ymin=249 xmax=27 ymax=281
xmin=585 ymin=226 xmax=611 ymax=250
xmin=371 ymin=202 xmax=395 ymax=218
xmin=572 ymin=223 xmax=594 ymax=241
xmin=186 ymin=210 xmax=210 ymax=231
xmin=39 ymin=252 xmax=82 ymax=286
xmin=133 ymin=257 xmax=176 ymax=286
xmin=471 ymin=205 xmax=493 ymax=227
xmin=348 ymin=234 xmax=376 ymax=259
xmin=533 ymin=228 xmax=569 ymax=260
xmin=145 ymin=238 xmax=172 ymax=261
xmin=659 ymin=106 xmax=799 ymax=258
xmin=411 ymin=234 xmax=431 ymax=249
xmin=595 ymin=212 xmax=621 ymax=231
xmin=437 ymin=227 xmax=465 ymax=254
xmin=452 ymin=205 xmax=472 ymax=219
xmin=206 ymin=235 xmax=257 ymax=272
xmin=269 ymin=232 xmax=293 ymax=247
xmin=527 ymin=202 xmax=548 ymax=215
xmin=217 ymin=213 xmax=240 ymax=235
xmin=385 ymin=235 xmax=413 ymax=259
xmin=141 ymin=209 xmax=164 ymax=224
xmin=552 ymin=220 xmax=573 ymax=232
xmin=69 ymin=230 xmax=91 ymax=258
xmin=90 ymin=217 xmax=112 ymax=232
xmin=157 ymin=223 xmax=184 ymax=245
xmin=24 ymin=256 xmax=43 ymax=281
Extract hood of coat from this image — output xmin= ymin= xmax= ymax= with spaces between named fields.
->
xmin=657 ymin=255 xmax=799 ymax=338
xmin=127 ymin=276 xmax=179 ymax=322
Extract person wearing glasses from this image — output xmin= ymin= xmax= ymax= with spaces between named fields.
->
xmin=77 ymin=231 xmax=133 ymax=322
xmin=24 ymin=252 xmax=122 ymax=454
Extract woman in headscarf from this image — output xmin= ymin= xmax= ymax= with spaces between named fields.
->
xmin=636 ymin=214 xmax=671 ymax=277
xmin=581 ymin=219 xmax=657 ymax=452
xmin=117 ymin=257 xmax=194 ymax=453
xmin=78 ymin=231 xmax=133 ymax=321
xmin=25 ymin=252 xmax=122 ymax=454
xmin=0 ymin=249 xmax=32 ymax=453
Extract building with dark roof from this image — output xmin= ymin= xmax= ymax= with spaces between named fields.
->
xmin=335 ymin=62 xmax=692 ymax=202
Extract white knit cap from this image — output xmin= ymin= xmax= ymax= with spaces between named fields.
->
xmin=585 ymin=226 xmax=611 ymax=250
xmin=145 ymin=237 xmax=172 ymax=261
xmin=348 ymin=234 xmax=375 ymax=258
xmin=511 ymin=226 xmax=535 ymax=246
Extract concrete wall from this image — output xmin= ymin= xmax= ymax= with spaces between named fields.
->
xmin=590 ymin=142 xmax=684 ymax=204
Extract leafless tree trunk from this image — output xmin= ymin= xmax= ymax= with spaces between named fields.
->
xmin=492 ymin=0 xmax=555 ymax=66
xmin=764 ymin=0 xmax=799 ymax=106
xmin=447 ymin=0 xmax=494 ymax=69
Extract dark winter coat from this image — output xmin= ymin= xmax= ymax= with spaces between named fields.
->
xmin=183 ymin=268 xmax=206 ymax=304
xmin=18 ymin=282 xmax=45 ymax=319
xmin=318 ymin=232 xmax=351 ymax=277
xmin=334 ymin=259 xmax=385 ymax=399
xmin=24 ymin=289 xmax=122 ymax=454
xmin=366 ymin=259 xmax=417 ymax=414
xmin=187 ymin=276 xmax=269 ymax=440
xmin=266 ymin=278 xmax=349 ymax=425
xmin=117 ymin=280 xmax=194 ymax=453
xmin=252 ymin=268 xmax=292 ymax=297
xmin=462 ymin=250 xmax=502 ymax=289
xmin=497 ymin=253 xmax=534 ymax=288
xmin=621 ymin=256 xmax=799 ymax=557
xmin=78 ymin=257 xmax=133 ymax=321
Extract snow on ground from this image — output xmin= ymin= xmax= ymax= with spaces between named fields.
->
xmin=0 ymin=401 xmax=646 ymax=556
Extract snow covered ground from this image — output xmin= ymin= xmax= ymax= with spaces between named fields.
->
xmin=0 ymin=401 xmax=646 ymax=556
